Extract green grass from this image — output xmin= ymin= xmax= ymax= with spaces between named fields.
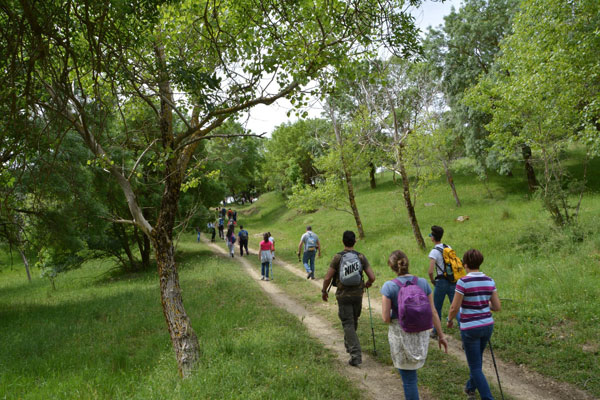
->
xmin=0 ymin=241 xmax=364 ymax=400
xmin=237 ymin=163 xmax=600 ymax=397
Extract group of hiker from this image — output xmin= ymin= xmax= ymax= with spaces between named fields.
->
xmin=202 ymin=216 xmax=500 ymax=400
xmin=320 ymin=225 xmax=500 ymax=400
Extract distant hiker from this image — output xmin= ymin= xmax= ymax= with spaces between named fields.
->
xmin=381 ymin=250 xmax=448 ymax=400
xmin=447 ymin=249 xmax=501 ymax=400
xmin=221 ymin=207 xmax=227 ymax=219
xmin=259 ymin=232 xmax=274 ymax=281
xmin=321 ymin=230 xmax=375 ymax=367
xmin=427 ymin=225 xmax=459 ymax=338
xmin=218 ymin=217 xmax=225 ymax=239
xmin=226 ymin=224 xmax=236 ymax=257
xmin=195 ymin=226 xmax=201 ymax=243
xmin=233 ymin=210 xmax=237 ymax=222
xmin=268 ymin=232 xmax=275 ymax=259
xmin=238 ymin=225 xmax=249 ymax=256
xmin=227 ymin=208 xmax=234 ymax=220
xmin=297 ymin=225 xmax=321 ymax=279
xmin=268 ymin=232 xmax=275 ymax=279
xmin=208 ymin=221 xmax=216 ymax=242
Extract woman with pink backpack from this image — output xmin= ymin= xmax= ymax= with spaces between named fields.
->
xmin=381 ymin=250 xmax=448 ymax=400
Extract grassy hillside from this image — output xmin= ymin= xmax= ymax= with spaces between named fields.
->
xmin=238 ymin=162 xmax=600 ymax=396
xmin=0 ymin=241 xmax=363 ymax=400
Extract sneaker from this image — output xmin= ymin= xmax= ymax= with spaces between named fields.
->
xmin=464 ymin=388 xmax=476 ymax=400
xmin=307 ymin=273 xmax=311 ymax=279
xmin=265 ymin=278 xmax=269 ymax=281
xmin=261 ymin=276 xmax=265 ymax=280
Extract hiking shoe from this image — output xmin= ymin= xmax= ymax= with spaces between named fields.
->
xmin=307 ymin=273 xmax=311 ymax=279
xmin=464 ymin=388 xmax=476 ymax=400
xmin=348 ymin=358 xmax=361 ymax=367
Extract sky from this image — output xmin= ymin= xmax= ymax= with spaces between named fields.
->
xmin=241 ymin=0 xmax=463 ymax=137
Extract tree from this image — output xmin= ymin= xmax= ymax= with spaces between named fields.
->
xmin=466 ymin=0 xmax=600 ymax=225
xmin=3 ymin=0 xmax=421 ymax=376
xmin=428 ymin=0 xmax=522 ymax=189
xmin=263 ymin=119 xmax=329 ymax=193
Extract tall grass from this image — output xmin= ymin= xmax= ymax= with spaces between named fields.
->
xmin=238 ymin=162 xmax=600 ymax=397
xmin=0 ymin=243 xmax=363 ymax=399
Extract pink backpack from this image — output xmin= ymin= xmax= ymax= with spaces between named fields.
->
xmin=392 ymin=277 xmax=433 ymax=333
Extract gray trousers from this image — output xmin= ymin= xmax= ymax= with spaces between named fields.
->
xmin=337 ymin=296 xmax=363 ymax=363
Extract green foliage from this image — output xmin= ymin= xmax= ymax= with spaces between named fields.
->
xmin=263 ymin=119 xmax=330 ymax=192
xmin=466 ymin=0 xmax=600 ymax=224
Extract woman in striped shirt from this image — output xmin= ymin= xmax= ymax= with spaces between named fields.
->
xmin=447 ymin=249 xmax=501 ymax=400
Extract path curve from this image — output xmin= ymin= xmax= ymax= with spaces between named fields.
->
xmin=205 ymin=240 xmax=434 ymax=400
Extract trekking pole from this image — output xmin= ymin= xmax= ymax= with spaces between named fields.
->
xmin=488 ymin=340 xmax=505 ymax=400
xmin=366 ymin=287 xmax=377 ymax=356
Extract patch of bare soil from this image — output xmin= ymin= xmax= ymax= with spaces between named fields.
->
xmin=205 ymin=240 xmax=595 ymax=400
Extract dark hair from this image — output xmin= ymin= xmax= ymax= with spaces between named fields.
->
xmin=462 ymin=249 xmax=484 ymax=270
xmin=227 ymin=225 xmax=234 ymax=236
xmin=306 ymin=225 xmax=312 ymax=231
xmin=263 ymin=232 xmax=270 ymax=241
xmin=431 ymin=225 xmax=444 ymax=241
xmin=388 ymin=250 xmax=410 ymax=276
xmin=240 ymin=225 xmax=244 ymax=229
xmin=267 ymin=232 xmax=271 ymax=237
xmin=342 ymin=230 xmax=356 ymax=247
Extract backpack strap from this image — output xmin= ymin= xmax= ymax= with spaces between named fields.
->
xmin=411 ymin=276 xmax=419 ymax=286
xmin=433 ymin=246 xmax=445 ymax=276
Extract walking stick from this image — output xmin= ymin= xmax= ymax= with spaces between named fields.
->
xmin=366 ymin=287 xmax=377 ymax=356
xmin=488 ymin=340 xmax=505 ymax=400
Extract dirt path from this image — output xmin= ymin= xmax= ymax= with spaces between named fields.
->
xmin=206 ymin=240 xmax=433 ymax=400
xmin=207 ymin=239 xmax=594 ymax=400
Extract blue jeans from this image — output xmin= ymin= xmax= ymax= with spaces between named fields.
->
xmin=261 ymin=262 xmax=270 ymax=278
xmin=398 ymin=369 xmax=419 ymax=400
xmin=461 ymin=324 xmax=494 ymax=400
xmin=302 ymin=250 xmax=316 ymax=276
xmin=433 ymin=279 xmax=459 ymax=333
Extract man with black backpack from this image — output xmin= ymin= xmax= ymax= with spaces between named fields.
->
xmin=297 ymin=226 xmax=321 ymax=279
xmin=321 ymin=230 xmax=375 ymax=367
xmin=238 ymin=225 xmax=249 ymax=256
xmin=427 ymin=225 xmax=460 ymax=338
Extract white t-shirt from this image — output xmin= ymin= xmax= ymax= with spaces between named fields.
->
xmin=428 ymin=243 xmax=449 ymax=277
xmin=300 ymin=231 xmax=319 ymax=252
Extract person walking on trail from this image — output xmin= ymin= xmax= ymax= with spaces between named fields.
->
xmin=238 ymin=225 xmax=249 ymax=256
xmin=218 ymin=217 xmax=225 ymax=240
xmin=226 ymin=224 xmax=236 ymax=257
xmin=427 ymin=225 xmax=459 ymax=338
xmin=259 ymin=233 xmax=274 ymax=281
xmin=195 ymin=226 xmax=201 ymax=243
xmin=381 ymin=250 xmax=448 ymax=400
xmin=227 ymin=208 xmax=234 ymax=221
xmin=297 ymin=225 xmax=321 ymax=280
xmin=268 ymin=232 xmax=275 ymax=279
xmin=321 ymin=230 xmax=375 ymax=367
xmin=233 ymin=210 xmax=237 ymax=223
xmin=208 ymin=221 xmax=216 ymax=242
xmin=447 ymin=249 xmax=501 ymax=400
xmin=221 ymin=207 xmax=226 ymax=219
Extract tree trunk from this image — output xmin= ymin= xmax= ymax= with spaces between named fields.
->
xmin=329 ymin=99 xmax=365 ymax=239
xmin=398 ymin=158 xmax=426 ymax=250
xmin=115 ymin=223 xmax=137 ymax=270
xmin=344 ymin=166 xmax=365 ymax=239
xmin=522 ymin=144 xmax=538 ymax=193
xmin=153 ymin=40 xmax=200 ymax=378
xmin=18 ymin=247 xmax=32 ymax=282
xmin=441 ymin=158 xmax=461 ymax=207
xmin=369 ymin=162 xmax=376 ymax=189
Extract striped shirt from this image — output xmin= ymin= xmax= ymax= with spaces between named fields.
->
xmin=455 ymin=272 xmax=496 ymax=330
